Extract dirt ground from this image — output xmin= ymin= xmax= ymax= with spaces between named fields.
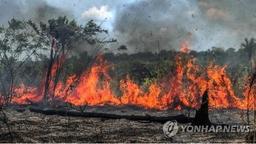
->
xmin=0 ymin=108 xmax=252 ymax=143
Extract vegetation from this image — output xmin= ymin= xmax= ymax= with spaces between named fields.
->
xmin=0 ymin=16 xmax=255 ymax=143
xmin=0 ymin=17 xmax=255 ymax=108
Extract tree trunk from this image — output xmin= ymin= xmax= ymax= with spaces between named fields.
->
xmin=193 ymin=90 xmax=211 ymax=125
xmin=43 ymin=38 xmax=56 ymax=105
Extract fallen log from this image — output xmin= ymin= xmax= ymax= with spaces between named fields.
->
xmin=29 ymin=107 xmax=193 ymax=124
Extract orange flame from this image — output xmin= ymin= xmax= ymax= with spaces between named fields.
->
xmin=11 ymin=44 xmax=255 ymax=110
xmin=180 ymin=41 xmax=190 ymax=53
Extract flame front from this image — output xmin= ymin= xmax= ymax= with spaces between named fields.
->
xmin=11 ymin=44 xmax=255 ymax=110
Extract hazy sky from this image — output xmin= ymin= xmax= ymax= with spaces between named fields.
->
xmin=0 ymin=0 xmax=256 ymax=53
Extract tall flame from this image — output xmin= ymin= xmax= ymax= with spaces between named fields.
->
xmin=11 ymin=43 xmax=255 ymax=110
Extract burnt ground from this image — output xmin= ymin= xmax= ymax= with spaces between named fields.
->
xmin=0 ymin=107 xmax=253 ymax=143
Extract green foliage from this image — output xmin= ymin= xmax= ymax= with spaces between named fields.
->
xmin=0 ymin=16 xmax=113 ymax=104
xmin=25 ymin=16 xmax=110 ymax=54
xmin=241 ymin=38 xmax=256 ymax=59
xmin=8 ymin=18 xmax=25 ymax=30
xmin=45 ymin=17 xmax=108 ymax=49
xmin=0 ymin=16 xmax=256 ymax=105
xmin=0 ymin=18 xmax=50 ymax=104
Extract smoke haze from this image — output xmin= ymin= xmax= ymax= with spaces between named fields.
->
xmin=0 ymin=0 xmax=72 ymax=24
xmin=1 ymin=0 xmax=256 ymax=52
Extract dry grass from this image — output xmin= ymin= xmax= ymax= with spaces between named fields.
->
xmin=0 ymin=108 xmax=250 ymax=142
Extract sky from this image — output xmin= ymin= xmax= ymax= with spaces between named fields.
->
xmin=0 ymin=0 xmax=256 ymax=53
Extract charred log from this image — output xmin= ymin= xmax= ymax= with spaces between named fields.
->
xmin=193 ymin=90 xmax=211 ymax=125
xmin=29 ymin=107 xmax=193 ymax=124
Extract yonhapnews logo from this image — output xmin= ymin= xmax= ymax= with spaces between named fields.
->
xmin=163 ymin=120 xmax=251 ymax=137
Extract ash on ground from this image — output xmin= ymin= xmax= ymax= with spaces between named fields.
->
xmin=0 ymin=107 xmax=252 ymax=143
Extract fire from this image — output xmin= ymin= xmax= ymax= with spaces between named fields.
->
xmin=12 ymin=84 xmax=42 ymax=104
xmin=64 ymin=56 xmax=119 ymax=106
xmin=180 ymin=41 xmax=190 ymax=53
xmin=10 ymin=43 xmax=255 ymax=110
xmin=120 ymin=77 xmax=166 ymax=109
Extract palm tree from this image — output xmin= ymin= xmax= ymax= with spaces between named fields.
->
xmin=241 ymin=38 xmax=256 ymax=69
xmin=241 ymin=38 xmax=256 ymax=126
